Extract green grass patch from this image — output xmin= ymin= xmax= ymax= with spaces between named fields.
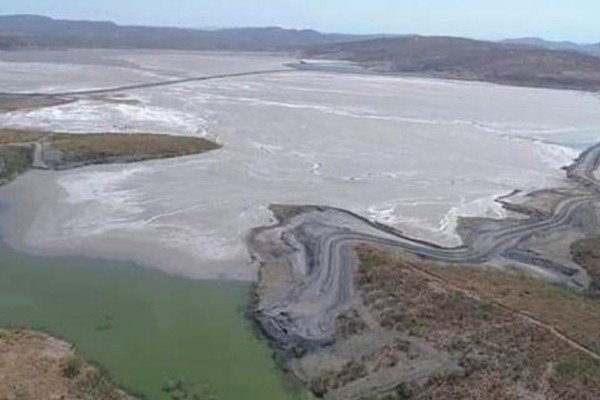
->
xmin=555 ymin=353 xmax=600 ymax=382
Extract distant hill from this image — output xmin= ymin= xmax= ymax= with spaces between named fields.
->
xmin=0 ymin=14 xmax=378 ymax=51
xmin=304 ymin=36 xmax=600 ymax=91
xmin=502 ymin=37 xmax=600 ymax=57
xmin=3 ymin=15 xmax=600 ymax=92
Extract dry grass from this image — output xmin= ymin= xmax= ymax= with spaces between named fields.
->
xmin=49 ymin=133 xmax=220 ymax=163
xmin=355 ymin=245 xmax=600 ymax=399
xmin=0 ymin=128 xmax=48 ymax=145
xmin=0 ymin=129 xmax=45 ymax=185
xmin=0 ymin=330 xmax=132 ymax=400
xmin=0 ymin=145 xmax=33 ymax=181
xmin=571 ymin=236 xmax=600 ymax=294
xmin=430 ymin=264 xmax=600 ymax=354
xmin=0 ymin=95 xmax=70 ymax=113
xmin=0 ymin=131 xmax=221 ymax=185
xmin=310 ymin=361 xmax=368 ymax=397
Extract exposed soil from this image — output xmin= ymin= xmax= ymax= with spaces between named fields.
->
xmin=0 ymin=330 xmax=134 ymax=400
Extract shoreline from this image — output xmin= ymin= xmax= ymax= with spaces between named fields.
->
xmin=0 ymin=329 xmax=137 ymax=400
xmin=0 ymin=228 xmax=303 ymax=400
xmin=0 ymin=176 xmax=252 ymax=282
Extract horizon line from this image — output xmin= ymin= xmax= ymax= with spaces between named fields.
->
xmin=0 ymin=13 xmax=597 ymax=45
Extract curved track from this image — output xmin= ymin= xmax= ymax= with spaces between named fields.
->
xmin=249 ymin=143 xmax=600 ymax=348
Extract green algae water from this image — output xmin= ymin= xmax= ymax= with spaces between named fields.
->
xmin=0 ymin=217 xmax=307 ymax=399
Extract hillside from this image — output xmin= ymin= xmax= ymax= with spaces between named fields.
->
xmin=304 ymin=36 xmax=600 ymax=91
xmin=0 ymin=14 xmax=374 ymax=51
xmin=502 ymin=37 xmax=600 ymax=57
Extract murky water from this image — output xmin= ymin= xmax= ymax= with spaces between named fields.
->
xmin=0 ymin=204 xmax=308 ymax=400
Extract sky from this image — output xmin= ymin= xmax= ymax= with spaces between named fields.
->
xmin=2 ymin=0 xmax=599 ymax=43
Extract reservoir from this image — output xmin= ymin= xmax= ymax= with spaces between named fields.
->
xmin=0 ymin=203 xmax=307 ymax=400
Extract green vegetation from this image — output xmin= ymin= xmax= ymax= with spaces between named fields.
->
xmin=64 ymin=355 xmax=84 ymax=379
xmin=49 ymin=133 xmax=220 ymax=164
xmin=161 ymin=377 xmax=217 ymax=400
xmin=571 ymin=236 xmax=600 ymax=295
xmin=0 ymin=129 xmax=222 ymax=186
xmin=556 ymin=352 xmax=600 ymax=382
xmin=0 ymin=233 xmax=307 ymax=400
xmin=0 ymin=145 xmax=33 ymax=182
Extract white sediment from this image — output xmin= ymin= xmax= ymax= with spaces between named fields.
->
xmin=0 ymin=50 xmax=599 ymax=280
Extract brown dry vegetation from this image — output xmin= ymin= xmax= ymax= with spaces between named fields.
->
xmin=353 ymin=245 xmax=600 ymax=400
xmin=571 ymin=236 xmax=600 ymax=295
xmin=0 ymin=130 xmax=221 ymax=186
xmin=0 ymin=330 xmax=133 ymax=400
xmin=0 ymin=95 xmax=71 ymax=113
xmin=0 ymin=145 xmax=33 ymax=182
xmin=49 ymin=133 xmax=220 ymax=164
xmin=0 ymin=128 xmax=48 ymax=145
xmin=0 ymin=128 xmax=41 ymax=184
xmin=311 ymin=361 xmax=369 ymax=397
xmin=430 ymin=263 xmax=600 ymax=355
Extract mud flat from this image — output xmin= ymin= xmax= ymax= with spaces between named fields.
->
xmin=2 ymin=51 xmax=599 ymax=281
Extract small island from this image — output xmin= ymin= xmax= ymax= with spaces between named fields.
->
xmin=0 ymin=128 xmax=221 ymax=186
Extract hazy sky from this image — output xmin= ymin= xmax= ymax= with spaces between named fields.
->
xmin=3 ymin=0 xmax=599 ymax=42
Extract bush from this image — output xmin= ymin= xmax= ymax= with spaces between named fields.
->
xmin=63 ymin=356 xmax=83 ymax=379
